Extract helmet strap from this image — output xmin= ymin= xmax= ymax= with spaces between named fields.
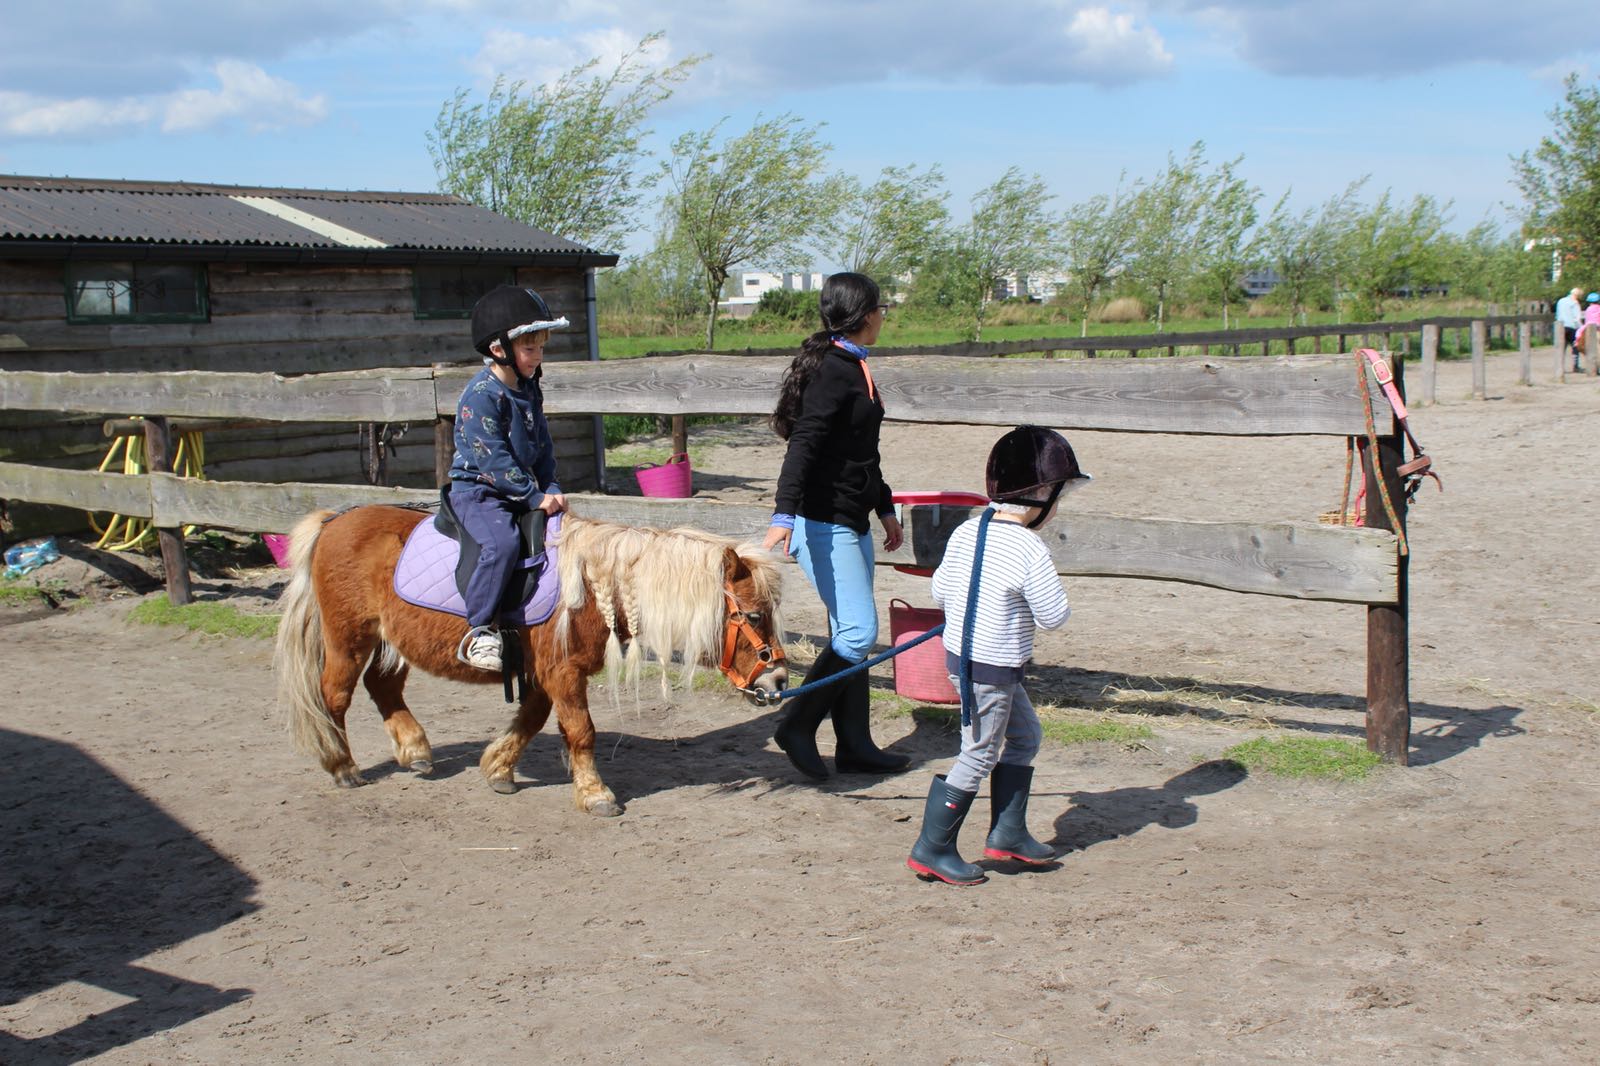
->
xmin=487 ymin=330 xmax=516 ymax=369
xmin=1009 ymin=481 xmax=1067 ymax=529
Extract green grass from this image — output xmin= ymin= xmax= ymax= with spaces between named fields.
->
xmin=0 ymin=581 xmax=51 ymax=606
xmin=1221 ymin=735 xmax=1381 ymax=781
xmin=1040 ymin=717 xmax=1155 ymax=747
xmin=129 ymin=596 xmax=279 ymax=639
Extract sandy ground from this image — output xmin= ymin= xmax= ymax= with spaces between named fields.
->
xmin=2 ymin=348 xmax=1598 ymax=1064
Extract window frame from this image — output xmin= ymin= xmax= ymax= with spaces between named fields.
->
xmin=63 ymin=261 xmax=211 ymax=324
xmin=412 ymin=264 xmax=516 ymax=320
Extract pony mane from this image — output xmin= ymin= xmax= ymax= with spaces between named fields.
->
xmin=554 ymin=514 xmax=784 ymax=695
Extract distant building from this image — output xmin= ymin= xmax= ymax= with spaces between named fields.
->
xmin=721 ymin=269 xmax=829 ymax=317
xmin=1243 ymin=268 xmax=1282 ymax=298
xmin=993 ymin=271 xmax=1068 ymax=302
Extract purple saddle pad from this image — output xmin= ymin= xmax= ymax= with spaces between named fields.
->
xmin=393 ymin=512 xmax=562 ymax=626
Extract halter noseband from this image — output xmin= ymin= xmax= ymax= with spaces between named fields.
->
xmin=719 ymin=586 xmax=786 ymax=703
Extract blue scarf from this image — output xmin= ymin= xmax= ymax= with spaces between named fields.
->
xmin=831 ymin=336 xmax=870 ymax=359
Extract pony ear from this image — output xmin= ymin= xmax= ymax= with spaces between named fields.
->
xmin=720 ymin=545 xmax=742 ymax=581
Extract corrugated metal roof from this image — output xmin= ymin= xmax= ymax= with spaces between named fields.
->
xmin=0 ymin=174 xmax=611 ymax=259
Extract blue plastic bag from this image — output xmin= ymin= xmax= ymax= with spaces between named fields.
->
xmin=4 ymin=537 xmax=60 ymax=578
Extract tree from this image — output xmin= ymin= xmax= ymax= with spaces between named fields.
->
xmin=1260 ymin=180 xmax=1365 ymax=323
xmin=825 ymin=164 xmax=949 ymax=286
xmin=1191 ymin=155 xmax=1262 ymax=329
xmin=1058 ymin=177 xmax=1138 ymax=336
xmin=1447 ymin=218 xmax=1550 ymax=309
xmin=1128 ymin=143 xmax=1210 ymax=330
xmin=959 ymin=168 xmax=1058 ymax=340
xmin=1513 ymin=74 xmax=1600 ymax=288
xmin=428 ymin=33 xmax=703 ymax=251
xmin=1337 ymin=192 xmax=1451 ymax=319
xmin=662 ymin=114 xmax=841 ymax=348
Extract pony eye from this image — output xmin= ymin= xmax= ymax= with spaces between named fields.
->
xmin=746 ymin=612 xmax=763 ymax=624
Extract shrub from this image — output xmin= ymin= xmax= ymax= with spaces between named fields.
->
xmin=1095 ymin=296 xmax=1145 ymax=323
xmin=753 ymin=287 xmax=817 ymax=324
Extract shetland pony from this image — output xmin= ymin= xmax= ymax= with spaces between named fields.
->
xmin=273 ymin=505 xmax=787 ymax=816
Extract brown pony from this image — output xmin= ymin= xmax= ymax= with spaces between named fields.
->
xmin=273 ymin=505 xmax=788 ymax=816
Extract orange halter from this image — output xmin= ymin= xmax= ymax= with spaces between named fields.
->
xmin=719 ymin=586 xmax=785 ymax=699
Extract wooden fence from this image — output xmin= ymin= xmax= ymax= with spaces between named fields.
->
xmin=0 ymin=348 xmax=1423 ymax=761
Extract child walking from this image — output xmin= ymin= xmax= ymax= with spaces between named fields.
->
xmin=449 ymin=285 xmax=570 ymax=671
xmin=906 ymin=426 xmax=1091 ymax=885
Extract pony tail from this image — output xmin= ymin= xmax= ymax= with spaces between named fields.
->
xmin=770 ymin=332 xmax=833 ymax=440
xmin=274 ymin=510 xmax=347 ymax=770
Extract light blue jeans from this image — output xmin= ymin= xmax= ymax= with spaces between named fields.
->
xmin=790 ymin=518 xmax=877 ymax=663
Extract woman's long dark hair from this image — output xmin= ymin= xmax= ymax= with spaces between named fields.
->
xmin=770 ymin=272 xmax=881 ymax=440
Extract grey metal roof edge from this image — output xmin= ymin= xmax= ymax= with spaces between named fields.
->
xmin=0 ymin=173 xmax=468 ymax=204
xmin=0 ymin=239 xmax=619 ymax=268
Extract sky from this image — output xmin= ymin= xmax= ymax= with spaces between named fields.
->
xmin=1 ymin=1 xmax=1595 ymax=261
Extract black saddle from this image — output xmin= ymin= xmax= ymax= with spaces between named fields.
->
xmin=434 ymin=483 xmax=549 ymax=618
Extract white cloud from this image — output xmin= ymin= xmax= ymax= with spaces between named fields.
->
xmin=1059 ymin=6 xmax=1174 ymax=84
xmin=162 ymin=62 xmax=327 ymax=133
xmin=0 ymin=92 xmax=154 ymax=138
xmin=474 ymin=26 xmax=677 ymax=89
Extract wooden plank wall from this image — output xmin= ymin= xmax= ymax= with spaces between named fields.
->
xmin=0 ymin=259 xmax=599 ymax=534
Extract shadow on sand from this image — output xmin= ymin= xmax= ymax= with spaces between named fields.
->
xmin=0 ymin=728 xmax=257 ymax=1064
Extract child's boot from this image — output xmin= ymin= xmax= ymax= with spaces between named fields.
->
xmin=906 ymin=775 xmax=986 ymax=885
xmin=458 ymin=625 xmax=503 ymax=671
xmin=832 ymin=667 xmax=910 ymax=774
xmin=984 ymin=762 xmax=1057 ymax=863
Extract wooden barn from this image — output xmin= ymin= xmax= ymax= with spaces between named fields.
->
xmin=0 ymin=174 xmax=617 ymax=535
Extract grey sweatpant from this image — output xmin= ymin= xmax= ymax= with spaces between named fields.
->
xmin=944 ymin=678 xmax=1042 ymax=793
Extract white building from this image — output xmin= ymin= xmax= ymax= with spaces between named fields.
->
xmin=993 ymin=270 xmax=1069 ymax=302
xmin=721 ymin=270 xmax=829 ymax=317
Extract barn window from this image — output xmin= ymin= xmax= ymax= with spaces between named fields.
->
xmin=65 ymin=262 xmax=208 ymax=323
xmin=414 ymin=264 xmax=514 ymax=318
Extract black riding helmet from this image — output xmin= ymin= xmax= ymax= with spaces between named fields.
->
xmin=985 ymin=425 xmax=1092 ymax=528
xmin=470 ymin=285 xmax=569 ymax=369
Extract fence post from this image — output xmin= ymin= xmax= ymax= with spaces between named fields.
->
xmin=142 ymin=416 xmax=193 ymax=606
xmin=1471 ymin=320 xmax=1487 ymax=399
xmin=1518 ymin=321 xmax=1532 ymax=386
xmin=1363 ymin=353 xmax=1410 ymax=764
xmin=671 ymin=415 xmax=688 ymax=458
xmin=1420 ymin=323 xmax=1439 ymax=405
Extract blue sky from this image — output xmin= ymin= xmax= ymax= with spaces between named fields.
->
xmin=1 ymin=1 xmax=1594 ymax=259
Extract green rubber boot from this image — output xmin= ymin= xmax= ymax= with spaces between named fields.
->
xmin=983 ymin=762 xmax=1057 ymax=864
xmin=906 ymin=775 xmax=986 ymax=885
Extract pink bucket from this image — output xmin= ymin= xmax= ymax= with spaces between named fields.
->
xmin=635 ymin=453 xmax=692 ymax=498
xmin=263 ymin=533 xmax=291 ymax=568
xmin=889 ymin=598 xmax=959 ymax=704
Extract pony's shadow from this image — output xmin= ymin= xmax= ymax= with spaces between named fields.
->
xmin=1049 ymin=759 xmax=1249 ymax=852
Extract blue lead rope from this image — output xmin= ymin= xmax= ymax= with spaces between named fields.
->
xmin=957 ymin=508 xmax=994 ymax=735
xmin=769 ymin=624 xmax=945 ymax=701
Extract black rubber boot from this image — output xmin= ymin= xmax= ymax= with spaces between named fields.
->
xmin=983 ymin=763 xmax=1057 ymax=864
xmin=832 ymin=663 xmax=910 ymax=774
xmin=773 ymin=646 xmax=853 ymax=780
xmin=906 ymin=775 xmax=986 ymax=885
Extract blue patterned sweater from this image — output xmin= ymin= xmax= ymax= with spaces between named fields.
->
xmin=447 ymin=368 xmax=560 ymax=504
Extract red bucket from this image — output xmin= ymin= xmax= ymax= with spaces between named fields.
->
xmin=263 ymin=533 xmax=291 ymax=568
xmin=889 ymin=598 xmax=959 ymax=704
xmin=635 ymin=453 xmax=692 ymax=498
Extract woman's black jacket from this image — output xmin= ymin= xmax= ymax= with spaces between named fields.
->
xmin=773 ymin=346 xmax=893 ymax=534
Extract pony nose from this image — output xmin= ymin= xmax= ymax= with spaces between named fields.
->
xmin=766 ymin=664 xmax=788 ymax=692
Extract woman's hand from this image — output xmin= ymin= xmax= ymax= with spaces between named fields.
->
xmin=880 ymin=513 xmax=903 ymax=553
xmin=538 ymin=493 xmax=568 ymax=515
xmin=762 ymin=524 xmax=792 ymax=555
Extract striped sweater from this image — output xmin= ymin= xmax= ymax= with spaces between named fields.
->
xmin=930 ymin=510 xmax=1070 ymax=668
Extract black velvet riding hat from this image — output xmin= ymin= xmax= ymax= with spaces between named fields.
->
xmin=985 ymin=425 xmax=1091 ymax=504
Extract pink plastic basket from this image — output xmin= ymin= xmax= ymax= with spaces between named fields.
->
xmin=635 ymin=453 xmax=692 ymax=498
xmin=889 ymin=598 xmax=959 ymax=704
xmin=263 ymin=533 xmax=291 ymax=568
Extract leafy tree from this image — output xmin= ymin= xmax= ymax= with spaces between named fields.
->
xmin=1337 ymin=192 xmax=1451 ymax=319
xmin=959 ymin=167 xmax=1058 ymax=340
xmin=662 ymin=114 xmax=841 ymax=348
xmin=1058 ymin=177 xmax=1139 ymax=336
xmin=1260 ymin=180 xmax=1365 ymax=323
xmin=1128 ymin=143 xmax=1210 ymax=330
xmin=428 ymin=33 xmax=703 ymax=250
xmin=825 ymin=164 xmax=949 ymax=286
xmin=1447 ymin=218 xmax=1550 ymax=308
xmin=1513 ymin=74 xmax=1600 ymax=288
xmin=1191 ymin=155 xmax=1262 ymax=328
xmin=596 ymin=224 xmax=705 ymax=326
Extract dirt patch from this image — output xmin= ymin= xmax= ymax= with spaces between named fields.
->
xmin=3 ymin=350 xmax=1599 ymax=1063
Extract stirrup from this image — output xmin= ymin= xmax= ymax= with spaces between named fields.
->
xmin=456 ymin=625 xmax=502 ymax=670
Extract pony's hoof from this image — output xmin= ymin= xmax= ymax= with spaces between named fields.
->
xmin=489 ymin=777 xmax=518 ymax=795
xmin=409 ymin=759 xmax=434 ymax=776
xmin=333 ymin=769 xmax=366 ymax=789
xmin=586 ymin=797 xmax=623 ymax=817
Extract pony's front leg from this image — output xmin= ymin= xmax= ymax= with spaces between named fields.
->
xmin=363 ymin=655 xmax=433 ymax=775
xmin=552 ymin=681 xmax=621 ymax=817
xmin=480 ymin=688 xmax=553 ymax=795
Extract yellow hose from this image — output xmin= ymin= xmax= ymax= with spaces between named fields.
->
xmin=87 ymin=419 xmax=206 ymax=552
